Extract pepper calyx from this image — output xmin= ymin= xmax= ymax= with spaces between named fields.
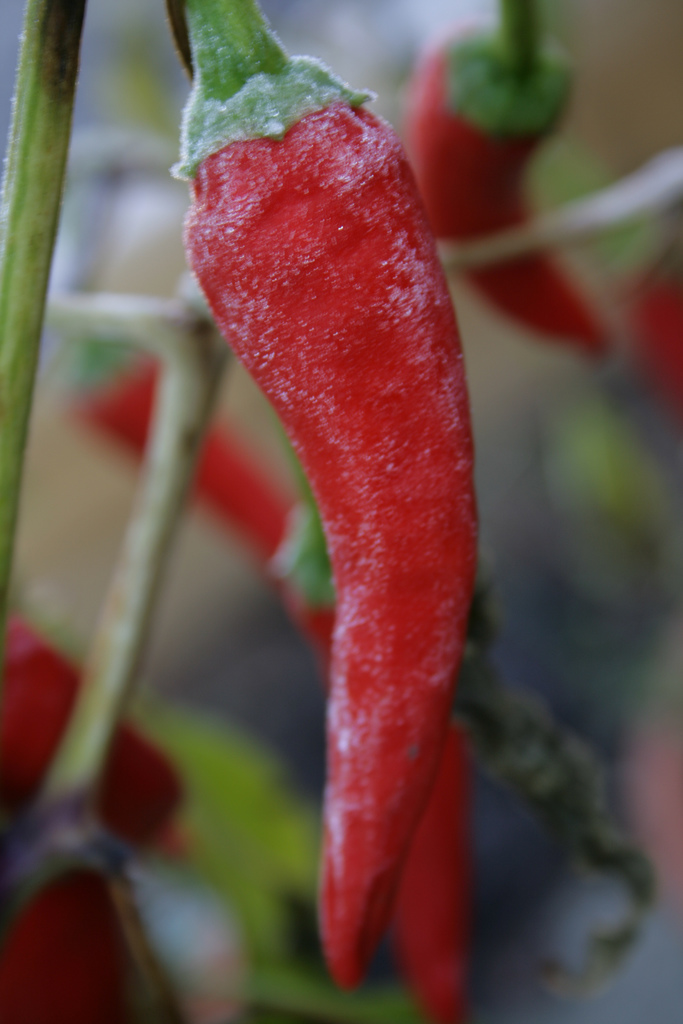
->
xmin=447 ymin=33 xmax=570 ymax=138
xmin=174 ymin=56 xmax=372 ymax=180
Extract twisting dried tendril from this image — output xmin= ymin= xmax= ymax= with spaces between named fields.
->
xmin=456 ymin=583 xmax=656 ymax=995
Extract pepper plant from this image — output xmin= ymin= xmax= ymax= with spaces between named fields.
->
xmin=0 ymin=0 xmax=674 ymax=1021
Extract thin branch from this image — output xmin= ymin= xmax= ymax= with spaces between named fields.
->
xmin=500 ymin=0 xmax=539 ymax=78
xmin=109 ymin=874 xmax=188 ymax=1024
xmin=0 ymin=0 xmax=86 ymax=681
xmin=45 ymin=293 xmax=213 ymax=362
xmin=455 ymin=644 xmax=655 ymax=995
xmin=42 ymin=292 xmax=227 ymax=799
xmin=440 ymin=147 xmax=683 ymax=271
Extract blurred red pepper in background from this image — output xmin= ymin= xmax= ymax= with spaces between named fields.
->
xmin=0 ymin=616 xmax=182 ymax=843
xmin=0 ymin=617 xmax=183 ymax=1024
xmin=0 ymin=872 xmax=129 ymax=1024
xmin=404 ymin=24 xmax=605 ymax=355
xmin=394 ymin=725 xmax=471 ymax=1024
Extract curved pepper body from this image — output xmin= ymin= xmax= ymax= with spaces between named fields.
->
xmin=404 ymin=41 xmax=605 ymax=354
xmin=394 ymin=724 xmax=471 ymax=1024
xmin=0 ymin=616 xmax=182 ymax=844
xmin=0 ymin=618 xmax=80 ymax=811
xmin=184 ymin=101 xmax=477 ymax=987
xmin=0 ymin=872 xmax=128 ymax=1024
xmin=0 ymin=618 xmax=183 ymax=1023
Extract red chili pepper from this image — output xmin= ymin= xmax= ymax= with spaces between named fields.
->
xmin=0 ymin=872 xmax=128 ymax=1024
xmin=0 ymin=616 xmax=182 ymax=845
xmin=184 ymin=99 xmax=477 ymax=986
xmin=0 ymin=617 xmax=183 ymax=1024
xmin=403 ymin=27 xmax=606 ymax=354
xmin=73 ymin=355 xmax=472 ymax=1021
xmin=393 ymin=724 xmax=471 ymax=1024
xmin=628 ymin=278 xmax=683 ymax=428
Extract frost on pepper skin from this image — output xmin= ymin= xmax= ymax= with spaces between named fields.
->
xmin=404 ymin=34 xmax=606 ymax=354
xmin=184 ymin=102 xmax=477 ymax=988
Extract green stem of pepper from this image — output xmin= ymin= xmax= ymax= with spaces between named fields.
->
xmin=41 ymin=293 xmax=226 ymax=801
xmin=499 ymin=0 xmax=539 ymax=78
xmin=174 ymin=0 xmax=369 ymax=179
xmin=183 ymin=0 xmax=287 ymax=101
xmin=0 ymin=0 xmax=87 ymax=689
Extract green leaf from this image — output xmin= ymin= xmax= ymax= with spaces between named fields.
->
xmin=248 ymin=967 xmax=425 ymax=1024
xmin=546 ymin=397 xmax=670 ymax=538
xmin=543 ymin=394 xmax=678 ymax=594
xmin=134 ymin=697 xmax=319 ymax=963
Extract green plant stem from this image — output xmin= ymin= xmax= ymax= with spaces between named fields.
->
xmin=109 ymin=875 xmax=187 ymax=1024
xmin=42 ymin=293 xmax=226 ymax=799
xmin=174 ymin=0 xmax=368 ymax=178
xmin=184 ymin=0 xmax=287 ymax=103
xmin=0 ymin=0 xmax=86 ymax=683
xmin=499 ymin=0 xmax=539 ymax=77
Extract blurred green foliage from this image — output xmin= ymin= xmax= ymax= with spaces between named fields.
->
xmin=247 ymin=967 xmax=425 ymax=1023
xmin=135 ymin=697 xmax=319 ymax=965
xmin=135 ymin=697 xmax=432 ymax=1022
xmin=543 ymin=392 xmax=677 ymax=592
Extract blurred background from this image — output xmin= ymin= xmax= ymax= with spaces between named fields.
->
xmin=3 ymin=1 xmax=683 ymax=1021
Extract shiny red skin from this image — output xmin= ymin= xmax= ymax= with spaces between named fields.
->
xmin=394 ymin=724 xmax=471 ymax=1024
xmin=76 ymin=360 xmax=291 ymax=561
xmin=0 ymin=616 xmax=182 ymax=846
xmin=184 ymin=101 xmax=477 ymax=987
xmin=0 ymin=872 xmax=129 ymax=1024
xmin=404 ymin=41 xmax=605 ymax=354
xmin=630 ymin=280 xmax=683 ymax=427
